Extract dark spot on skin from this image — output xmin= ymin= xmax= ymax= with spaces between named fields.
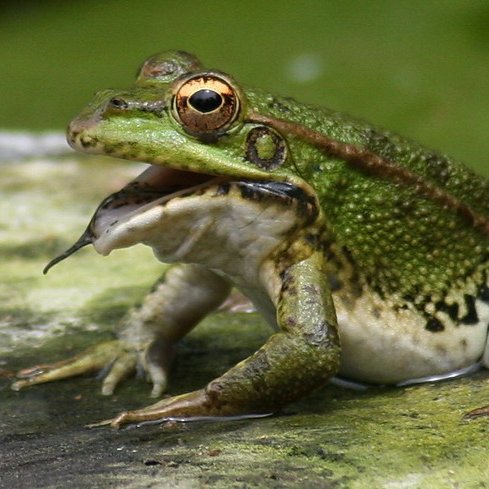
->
xmin=304 ymin=321 xmax=332 ymax=346
xmin=424 ymin=154 xmax=451 ymax=185
xmin=238 ymin=349 xmax=273 ymax=397
xmin=110 ymin=142 xmax=126 ymax=153
xmin=303 ymin=283 xmax=318 ymax=295
xmin=216 ymin=182 xmax=230 ymax=196
xmin=284 ymin=284 xmax=297 ymax=297
xmin=238 ymin=184 xmax=262 ymax=201
xmin=434 ymin=300 xmax=459 ymax=322
xmin=461 ymin=294 xmax=479 ymax=325
xmin=425 ymin=317 xmax=445 ymax=332
xmin=279 ymin=269 xmax=296 ymax=296
xmin=327 ymin=274 xmax=342 ymax=292
xmin=267 ymin=97 xmax=293 ymax=114
xmin=102 ymin=145 xmax=118 ymax=155
xmin=402 ymin=285 xmax=422 ymax=306
xmin=460 ymin=339 xmax=468 ymax=350
xmin=80 ymin=138 xmax=94 ymax=148
xmin=123 ymin=150 xmax=140 ymax=160
xmin=370 ymin=306 xmax=381 ymax=319
xmin=304 ymin=232 xmax=322 ymax=250
xmin=478 ymin=283 xmax=489 ymax=304
xmin=365 ymin=129 xmax=397 ymax=158
xmin=285 ymin=317 xmax=297 ymax=328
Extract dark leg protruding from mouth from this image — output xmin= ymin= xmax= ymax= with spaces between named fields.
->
xmin=43 ymin=228 xmax=93 ymax=274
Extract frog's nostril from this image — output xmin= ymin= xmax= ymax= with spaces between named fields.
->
xmin=108 ymin=97 xmax=129 ymax=110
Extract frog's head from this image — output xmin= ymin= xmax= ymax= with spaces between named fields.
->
xmin=67 ymin=50 xmax=300 ymax=186
xmin=45 ymin=52 xmax=321 ymax=273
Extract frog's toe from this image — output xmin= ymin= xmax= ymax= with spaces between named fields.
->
xmin=142 ymin=338 xmax=176 ymax=398
xmin=11 ymin=340 xmax=126 ymax=391
xmin=88 ymin=389 xmax=211 ymax=429
xmin=145 ymin=362 xmax=168 ymax=398
xmin=100 ymin=350 xmax=138 ymax=395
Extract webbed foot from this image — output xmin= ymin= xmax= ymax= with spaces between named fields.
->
xmin=87 ymin=387 xmax=273 ymax=429
xmin=88 ymin=389 xmax=210 ymax=429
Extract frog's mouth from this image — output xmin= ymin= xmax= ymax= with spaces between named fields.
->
xmin=43 ymin=164 xmax=225 ymax=273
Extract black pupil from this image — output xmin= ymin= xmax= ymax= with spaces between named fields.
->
xmin=188 ymin=89 xmax=223 ymax=113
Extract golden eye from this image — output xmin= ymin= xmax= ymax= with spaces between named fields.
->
xmin=172 ymin=74 xmax=240 ymax=139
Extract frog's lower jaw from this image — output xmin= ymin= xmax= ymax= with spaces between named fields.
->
xmin=90 ymin=178 xmax=308 ymax=285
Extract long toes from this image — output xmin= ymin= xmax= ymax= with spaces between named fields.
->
xmin=118 ymin=389 xmax=211 ymax=428
xmin=101 ymin=352 xmax=137 ymax=396
xmin=11 ymin=340 xmax=123 ymax=391
xmin=16 ymin=359 xmax=75 ymax=379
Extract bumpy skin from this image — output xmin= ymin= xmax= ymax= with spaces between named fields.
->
xmin=13 ymin=51 xmax=489 ymax=427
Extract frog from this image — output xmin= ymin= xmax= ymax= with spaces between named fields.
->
xmin=12 ymin=50 xmax=489 ymax=428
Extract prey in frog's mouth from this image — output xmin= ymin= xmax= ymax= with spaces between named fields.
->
xmin=43 ymin=164 xmax=227 ymax=274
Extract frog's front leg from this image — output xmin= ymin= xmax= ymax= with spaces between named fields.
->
xmin=95 ymin=251 xmax=341 ymax=428
xmin=12 ymin=264 xmax=231 ymax=397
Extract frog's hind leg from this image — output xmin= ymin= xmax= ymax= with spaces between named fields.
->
xmin=87 ymin=251 xmax=342 ymax=429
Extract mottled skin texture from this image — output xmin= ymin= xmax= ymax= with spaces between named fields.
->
xmin=12 ymin=51 xmax=489 ymax=427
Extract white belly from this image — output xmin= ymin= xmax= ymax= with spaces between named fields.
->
xmin=334 ymin=291 xmax=489 ymax=384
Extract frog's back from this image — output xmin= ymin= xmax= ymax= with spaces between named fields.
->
xmin=317 ymin=116 xmax=489 ymax=383
xmin=248 ymin=90 xmax=489 ymax=383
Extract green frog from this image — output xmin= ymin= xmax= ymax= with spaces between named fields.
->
xmin=12 ymin=51 xmax=489 ymax=428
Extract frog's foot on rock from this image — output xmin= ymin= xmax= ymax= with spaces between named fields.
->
xmin=11 ymin=339 xmax=172 ymax=398
xmin=87 ymin=388 xmax=269 ymax=429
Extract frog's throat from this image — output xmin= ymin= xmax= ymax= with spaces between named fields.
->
xmin=43 ymin=165 xmax=225 ymax=273
xmin=248 ymin=112 xmax=489 ymax=237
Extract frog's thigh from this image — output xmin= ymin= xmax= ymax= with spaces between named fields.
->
xmin=207 ymin=251 xmax=342 ymax=412
xmin=335 ymin=291 xmax=489 ymax=384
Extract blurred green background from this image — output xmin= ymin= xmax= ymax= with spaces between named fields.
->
xmin=0 ymin=0 xmax=488 ymax=173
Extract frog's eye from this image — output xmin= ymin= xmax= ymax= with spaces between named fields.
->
xmin=172 ymin=74 xmax=240 ymax=139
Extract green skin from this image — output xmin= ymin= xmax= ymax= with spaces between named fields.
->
xmin=12 ymin=51 xmax=489 ymax=428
